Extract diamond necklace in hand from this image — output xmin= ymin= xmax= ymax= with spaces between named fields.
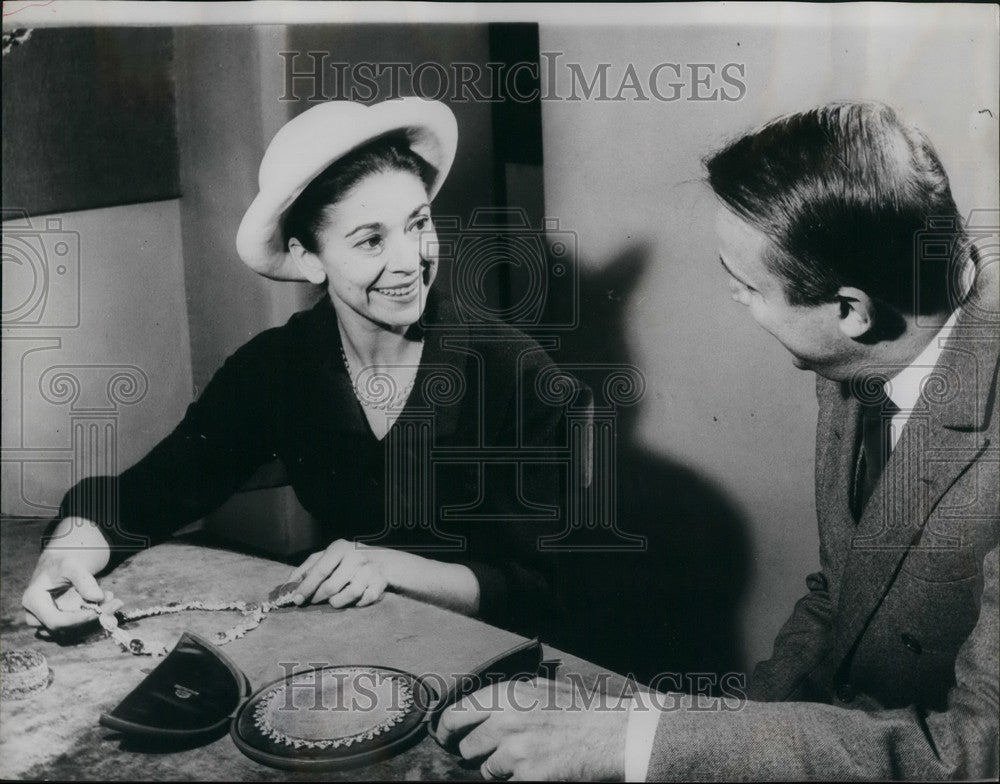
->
xmin=82 ymin=586 xmax=300 ymax=657
xmin=340 ymin=339 xmax=424 ymax=411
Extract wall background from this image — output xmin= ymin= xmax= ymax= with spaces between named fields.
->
xmin=1 ymin=27 xmax=179 ymax=216
xmin=2 ymin=8 xmax=997 ymax=677
xmin=1 ymin=201 xmax=193 ymax=515
xmin=538 ymin=13 xmax=999 ymax=667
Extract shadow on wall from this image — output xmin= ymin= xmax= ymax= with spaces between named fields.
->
xmin=549 ymin=243 xmax=753 ymax=688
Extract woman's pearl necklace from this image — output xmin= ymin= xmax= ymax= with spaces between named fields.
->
xmin=340 ymin=341 xmax=424 ymax=411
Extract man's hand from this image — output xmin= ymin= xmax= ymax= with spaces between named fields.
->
xmin=288 ymin=539 xmax=389 ymax=608
xmin=433 ymin=678 xmax=628 ymax=781
xmin=22 ymin=517 xmax=119 ymax=631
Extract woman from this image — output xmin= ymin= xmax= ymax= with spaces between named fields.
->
xmin=22 ymin=98 xmax=572 ymax=639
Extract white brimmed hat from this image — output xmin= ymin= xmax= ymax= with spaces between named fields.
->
xmin=236 ymin=98 xmax=458 ymax=280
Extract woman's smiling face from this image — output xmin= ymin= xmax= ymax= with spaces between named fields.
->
xmin=311 ymin=168 xmax=437 ymax=331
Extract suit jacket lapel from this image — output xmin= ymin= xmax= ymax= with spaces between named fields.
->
xmin=814 ymin=380 xmax=863 ymax=580
xmin=831 ymin=268 xmax=1000 ymax=655
xmin=832 ymin=273 xmax=999 ymax=658
xmin=834 ymin=415 xmax=933 ymax=655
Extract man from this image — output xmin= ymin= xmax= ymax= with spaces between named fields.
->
xmin=434 ymin=102 xmax=999 ymax=779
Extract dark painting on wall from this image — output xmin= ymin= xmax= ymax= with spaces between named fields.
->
xmin=1 ymin=27 xmax=180 ymax=217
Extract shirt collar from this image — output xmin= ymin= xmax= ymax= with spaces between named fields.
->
xmin=883 ymin=307 xmax=961 ymax=412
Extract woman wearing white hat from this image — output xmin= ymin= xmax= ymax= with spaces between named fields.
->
xmin=24 ymin=98 xmax=571 ymax=638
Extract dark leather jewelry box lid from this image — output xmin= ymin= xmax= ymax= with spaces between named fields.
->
xmin=99 ymin=631 xmax=544 ymax=770
xmin=99 ymin=631 xmax=249 ymax=740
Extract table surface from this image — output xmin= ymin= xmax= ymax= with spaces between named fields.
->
xmin=0 ymin=518 xmax=626 ymax=781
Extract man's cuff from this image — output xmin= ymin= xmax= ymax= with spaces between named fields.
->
xmin=624 ymin=693 xmax=662 ymax=782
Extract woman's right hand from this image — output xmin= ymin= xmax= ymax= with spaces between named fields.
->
xmin=288 ymin=539 xmax=391 ymax=609
xmin=22 ymin=517 xmax=121 ymax=631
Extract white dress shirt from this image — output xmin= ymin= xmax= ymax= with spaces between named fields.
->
xmin=883 ymin=308 xmax=960 ymax=448
xmin=622 ymin=309 xmax=961 ymax=782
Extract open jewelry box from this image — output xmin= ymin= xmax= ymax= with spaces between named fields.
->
xmin=99 ymin=631 xmax=547 ymax=772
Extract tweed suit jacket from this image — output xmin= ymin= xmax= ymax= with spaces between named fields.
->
xmin=646 ymin=266 xmax=999 ymax=780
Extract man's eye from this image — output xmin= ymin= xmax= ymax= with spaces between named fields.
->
xmin=356 ymin=235 xmax=383 ymax=250
xmin=410 ymin=215 xmax=432 ymax=232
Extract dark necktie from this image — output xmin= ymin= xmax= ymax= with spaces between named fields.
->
xmin=851 ymin=397 xmax=900 ymax=522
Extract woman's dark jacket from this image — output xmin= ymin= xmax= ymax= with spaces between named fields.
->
xmin=59 ymin=289 xmax=576 ymax=637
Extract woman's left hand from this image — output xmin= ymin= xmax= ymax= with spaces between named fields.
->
xmin=288 ymin=539 xmax=389 ymax=608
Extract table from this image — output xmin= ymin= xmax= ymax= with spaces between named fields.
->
xmin=0 ymin=518 xmax=628 ymax=780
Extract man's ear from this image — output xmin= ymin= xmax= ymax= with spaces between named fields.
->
xmin=835 ymin=286 xmax=876 ymax=339
xmin=288 ymin=238 xmax=327 ymax=285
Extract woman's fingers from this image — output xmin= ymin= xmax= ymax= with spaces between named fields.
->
xmin=312 ymin=551 xmax=365 ymax=604
xmin=66 ymin=562 xmax=106 ymax=604
xmin=22 ymin=567 xmax=102 ymax=630
xmin=330 ymin=568 xmax=387 ymax=608
xmin=355 ymin=581 xmax=385 ymax=607
xmin=97 ymin=590 xmax=124 ymax=616
xmin=287 ymin=540 xmax=389 ymax=608
xmin=23 ymin=597 xmax=97 ymax=630
xmin=328 ymin=579 xmax=367 ymax=608
xmin=294 ymin=540 xmax=351 ymax=604
xmin=287 ymin=551 xmax=322 ymax=583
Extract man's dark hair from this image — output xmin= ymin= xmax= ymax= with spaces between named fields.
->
xmin=705 ymin=101 xmax=966 ymax=316
xmin=283 ymin=130 xmax=437 ymax=255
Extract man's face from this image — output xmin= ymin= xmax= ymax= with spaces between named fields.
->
xmin=715 ymin=206 xmax=864 ymax=381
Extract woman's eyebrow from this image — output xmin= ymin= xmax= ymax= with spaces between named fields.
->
xmin=345 ymin=222 xmax=381 ymax=239
xmin=344 ymin=204 xmax=430 ymax=238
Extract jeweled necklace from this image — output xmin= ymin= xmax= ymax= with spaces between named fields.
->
xmin=251 ymin=666 xmax=415 ymax=749
xmin=83 ymin=586 xmax=299 ymax=657
xmin=339 ymin=340 xmax=424 ymax=411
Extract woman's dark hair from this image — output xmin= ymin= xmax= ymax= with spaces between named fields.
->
xmin=283 ymin=131 xmax=437 ymax=254
xmin=704 ymin=101 xmax=966 ymax=316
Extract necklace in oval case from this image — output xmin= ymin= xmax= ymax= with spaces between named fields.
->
xmin=339 ymin=342 xmax=423 ymax=410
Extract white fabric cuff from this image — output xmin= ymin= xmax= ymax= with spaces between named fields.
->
xmin=624 ymin=692 xmax=662 ymax=782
